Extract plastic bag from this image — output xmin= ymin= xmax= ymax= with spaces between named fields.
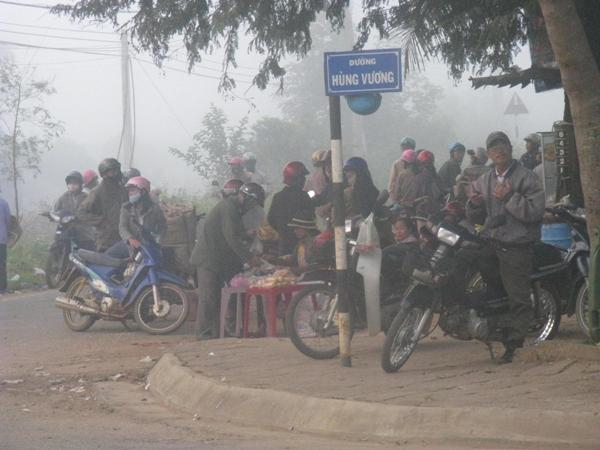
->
xmin=356 ymin=213 xmax=380 ymax=253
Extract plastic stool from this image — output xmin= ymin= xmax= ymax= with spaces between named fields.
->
xmin=243 ymin=284 xmax=305 ymax=337
xmin=219 ymin=286 xmax=246 ymax=338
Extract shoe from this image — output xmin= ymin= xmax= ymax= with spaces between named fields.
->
xmin=195 ymin=328 xmax=216 ymax=341
xmin=496 ymin=348 xmax=515 ymax=364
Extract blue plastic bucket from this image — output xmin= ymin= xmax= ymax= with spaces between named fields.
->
xmin=541 ymin=223 xmax=572 ymax=249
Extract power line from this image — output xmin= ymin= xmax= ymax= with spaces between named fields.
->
xmin=134 ymin=57 xmax=254 ymax=84
xmin=0 ymin=28 xmax=120 ymax=43
xmin=0 ymin=39 xmax=121 ymax=56
xmin=133 ymin=58 xmax=193 ymax=138
xmin=11 ymin=56 xmax=114 ymax=65
xmin=0 ymin=0 xmax=53 ymax=9
xmin=0 ymin=20 xmax=117 ymax=35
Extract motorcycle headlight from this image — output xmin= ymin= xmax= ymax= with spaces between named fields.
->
xmin=436 ymin=226 xmax=461 ymax=246
xmin=61 ymin=215 xmax=75 ymax=224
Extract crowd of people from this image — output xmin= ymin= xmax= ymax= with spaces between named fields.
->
xmin=0 ymin=129 xmax=547 ymax=363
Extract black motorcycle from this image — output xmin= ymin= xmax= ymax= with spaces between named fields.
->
xmin=42 ymin=211 xmax=93 ymax=288
xmin=543 ymin=204 xmax=590 ymax=336
xmin=381 ymin=220 xmax=563 ymax=373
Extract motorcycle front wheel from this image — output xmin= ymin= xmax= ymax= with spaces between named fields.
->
xmin=285 ymin=284 xmax=348 ymax=360
xmin=575 ymin=282 xmax=589 ymax=337
xmin=527 ymin=285 xmax=561 ymax=345
xmin=46 ymin=244 xmax=65 ymax=289
xmin=133 ymin=283 xmax=189 ymax=335
xmin=381 ymin=305 xmax=425 ymax=373
xmin=62 ymin=276 xmax=97 ymax=332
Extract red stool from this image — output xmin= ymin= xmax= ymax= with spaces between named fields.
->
xmin=243 ymin=284 xmax=305 ymax=337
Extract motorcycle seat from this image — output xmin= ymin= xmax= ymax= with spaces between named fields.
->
xmin=76 ymin=249 xmax=129 ymax=268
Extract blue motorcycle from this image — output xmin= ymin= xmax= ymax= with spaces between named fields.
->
xmin=54 ymin=228 xmax=190 ymax=335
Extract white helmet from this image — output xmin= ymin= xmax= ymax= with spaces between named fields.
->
xmin=242 ymin=151 xmax=257 ymax=162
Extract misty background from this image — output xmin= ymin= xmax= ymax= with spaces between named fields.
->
xmin=0 ymin=0 xmax=564 ymax=214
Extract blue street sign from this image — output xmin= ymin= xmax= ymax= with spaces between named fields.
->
xmin=324 ymin=48 xmax=402 ymax=95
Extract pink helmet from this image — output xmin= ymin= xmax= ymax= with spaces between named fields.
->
xmin=125 ymin=176 xmax=151 ymax=192
xmin=82 ymin=169 xmax=98 ymax=186
xmin=228 ymin=156 xmax=243 ymax=166
xmin=400 ymin=149 xmax=417 ymax=163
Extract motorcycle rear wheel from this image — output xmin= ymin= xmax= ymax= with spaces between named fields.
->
xmin=381 ymin=305 xmax=425 ymax=373
xmin=527 ymin=285 xmax=560 ymax=345
xmin=62 ymin=276 xmax=97 ymax=332
xmin=133 ymin=283 xmax=189 ymax=335
xmin=285 ymin=284 xmax=349 ymax=360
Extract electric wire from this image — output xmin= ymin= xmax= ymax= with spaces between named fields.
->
xmin=0 ymin=20 xmax=117 ymax=34
xmin=0 ymin=39 xmax=121 ymax=56
xmin=0 ymin=28 xmax=119 ymax=43
xmin=133 ymin=58 xmax=193 ymax=138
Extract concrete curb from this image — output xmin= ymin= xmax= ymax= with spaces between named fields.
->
xmin=148 ymin=353 xmax=600 ymax=446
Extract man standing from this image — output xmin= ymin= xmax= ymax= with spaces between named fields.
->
xmin=0 ymin=192 xmax=10 ymax=294
xmin=438 ymin=142 xmax=466 ymax=193
xmin=520 ymin=133 xmax=542 ymax=170
xmin=77 ymin=158 xmax=128 ymax=252
xmin=468 ymin=131 xmax=545 ymax=363
xmin=268 ymin=161 xmax=313 ymax=255
xmin=388 ymin=136 xmax=416 ymax=201
xmin=193 ymin=184 xmax=262 ymax=339
xmin=242 ymin=152 xmax=269 ymax=194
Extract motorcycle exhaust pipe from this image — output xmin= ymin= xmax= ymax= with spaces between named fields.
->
xmin=55 ymin=296 xmax=101 ymax=316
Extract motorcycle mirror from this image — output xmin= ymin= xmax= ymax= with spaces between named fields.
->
xmin=307 ymin=190 xmax=316 ymax=199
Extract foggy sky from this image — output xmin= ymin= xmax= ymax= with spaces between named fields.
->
xmin=0 ymin=1 xmax=564 ymax=212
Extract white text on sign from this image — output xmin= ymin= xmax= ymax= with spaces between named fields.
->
xmin=331 ymin=71 xmax=396 ymax=87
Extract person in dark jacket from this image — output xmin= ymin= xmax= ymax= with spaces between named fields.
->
xmin=53 ymin=171 xmax=95 ymax=248
xmin=438 ymin=142 xmax=466 ymax=193
xmin=414 ymin=150 xmax=444 ymax=217
xmin=77 ymin=158 xmax=128 ymax=252
xmin=104 ymin=176 xmax=167 ymax=259
xmin=520 ymin=133 xmax=542 ymax=170
xmin=0 ymin=193 xmax=10 ymax=294
xmin=343 ymin=157 xmax=379 ymax=219
xmin=268 ymin=161 xmax=313 ymax=255
xmin=193 ymin=184 xmax=263 ymax=339
xmin=465 ymin=131 xmax=545 ymax=364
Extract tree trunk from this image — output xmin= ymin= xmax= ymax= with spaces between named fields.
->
xmin=10 ymin=82 xmax=22 ymax=219
xmin=539 ymin=0 xmax=600 ymax=342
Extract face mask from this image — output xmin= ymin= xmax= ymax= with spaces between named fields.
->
xmin=129 ymin=193 xmax=142 ymax=204
xmin=67 ymin=183 xmax=80 ymax=193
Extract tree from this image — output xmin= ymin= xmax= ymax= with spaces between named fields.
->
xmin=0 ymin=58 xmax=64 ymax=217
xmin=538 ymin=0 xmax=600 ymax=341
xmin=169 ymin=104 xmax=248 ymax=181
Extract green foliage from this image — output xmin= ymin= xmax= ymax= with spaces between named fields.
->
xmin=169 ymin=104 xmax=249 ymax=181
xmin=158 ymin=187 xmax=218 ymax=214
xmin=54 ymin=0 xmax=539 ymax=90
xmin=6 ymin=237 xmax=50 ymax=290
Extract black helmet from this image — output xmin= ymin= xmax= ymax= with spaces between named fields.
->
xmin=98 ymin=158 xmax=121 ymax=178
xmin=65 ymin=170 xmax=83 ymax=185
xmin=240 ymin=182 xmax=266 ymax=207
xmin=123 ymin=167 xmax=141 ymax=181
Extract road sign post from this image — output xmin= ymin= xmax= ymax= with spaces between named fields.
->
xmin=324 ymin=49 xmax=401 ymax=367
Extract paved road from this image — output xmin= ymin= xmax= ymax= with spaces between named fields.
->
xmin=0 ymin=291 xmax=410 ymax=450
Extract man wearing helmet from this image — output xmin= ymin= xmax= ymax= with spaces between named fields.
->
xmin=53 ymin=171 xmax=95 ymax=248
xmin=193 ymin=183 xmax=263 ymax=340
xmin=392 ymin=149 xmax=421 ymax=208
xmin=414 ymin=150 xmax=444 ymax=217
xmin=228 ymin=156 xmax=251 ymax=183
xmin=77 ymin=158 xmax=128 ymax=252
xmin=268 ymin=161 xmax=314 ymax=255
xmin=438 ymin=142 xmax=466 ymax=193
xmin=242 ymin=152 xmax=269 ymax=193
xmin=122 ymin=167 xmax=141 ymax=185
xmin=388 ymin=137 xmax=416 ymax=203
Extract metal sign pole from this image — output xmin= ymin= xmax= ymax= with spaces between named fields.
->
xmin=329 ymin=95 xmax=351 ymax=367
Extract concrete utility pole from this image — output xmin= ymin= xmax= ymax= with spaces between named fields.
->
xmin=120 ymin=31 xmax=134 ymax=169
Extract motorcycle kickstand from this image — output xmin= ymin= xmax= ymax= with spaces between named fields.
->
xmin=121 ymin=320 xmax=133 ymax=331
xmin=485 ymin=342 xmax=496 ymax=361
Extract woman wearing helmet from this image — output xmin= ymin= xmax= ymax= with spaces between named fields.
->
xmin=78 ymin=158 xmax=128 ymax=251
xmin=104 ymin=176 xmax=166 ymax=259
xmin=387 ymin=137 xmax=416 ymax=203
xmin=414 ymin=150 xmax=444 ymax=217
xmin=304 ymin=149 xmax=329 ymax=196
xmin=268 ymin=161 xmax=314 ymax=255
xmin=392 ymin=149 xmax=421 ymax=207
xmin=343 ymin=157 xmax=379 ymax=219
xmin=82 ymin=169 xmax=99 ymax=193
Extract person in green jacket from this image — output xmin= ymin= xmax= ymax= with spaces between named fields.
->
xmin=193 ymin=184 xmax=263 ymax=340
